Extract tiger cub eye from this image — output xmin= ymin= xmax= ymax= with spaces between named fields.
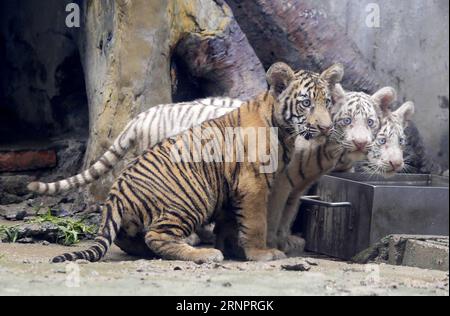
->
xmin=302 ymin=99 xmax=312 ymax=108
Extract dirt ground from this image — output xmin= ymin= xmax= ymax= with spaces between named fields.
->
xmin=0 ymin=241 xmax=448 ymax=296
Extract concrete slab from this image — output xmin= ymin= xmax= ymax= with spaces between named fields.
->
xmin=402 ymin=239 xmax=449 ymax=271
xmin=354 ymin=235 xmax=449 ymax=272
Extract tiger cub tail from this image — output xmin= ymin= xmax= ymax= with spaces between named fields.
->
xmin=27 ymin=119 xmax=138 ymax=195
xmin=52 ymin=197 xmax=122 ymax=263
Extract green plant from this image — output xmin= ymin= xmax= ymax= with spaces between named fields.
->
xmin=29 ymin=210 xmax=97 ymax=246
xmin=0 ymin=225 xmax=20 ymax=243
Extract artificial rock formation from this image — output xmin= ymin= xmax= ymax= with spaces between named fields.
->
xmin=226 ymin=0 xmax=382 ymax=93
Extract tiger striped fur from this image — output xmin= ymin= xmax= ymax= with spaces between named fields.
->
xmin=263 ymin=85 xmax=402 ymax=255
xmin=213 ymin=92 xmax=416 ymax=257
xmin=27 ymin=98 xmax=242 ymax=195
xmin=359 ymin=101 xmax=415 ymax=176
xmin=51 ymin=62 xmax=344 ymax=263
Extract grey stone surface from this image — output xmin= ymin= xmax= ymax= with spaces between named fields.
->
xmin=402 ymin=239 xmax=449 ymax=271
xmin=0 ymin=176 xmax=34 ymax=204
xmin=0 ymin=242 xmax=448 ymax=296
xmin=354 ymin=235 xmax=449 ymax=271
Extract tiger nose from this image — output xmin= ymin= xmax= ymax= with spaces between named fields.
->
xmin=353 ymin=140 xmax=368 ymax=151
xmin=318 ymin=124 xmax=333 ymax=136
xmin=389 ymin=160 xmax=403 ymax=171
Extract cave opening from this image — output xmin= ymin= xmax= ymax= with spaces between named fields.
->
xmin=0 ymin=39 xmax=89 ymax=146
xmin=170 ymin=53 xmax=206 ymax=103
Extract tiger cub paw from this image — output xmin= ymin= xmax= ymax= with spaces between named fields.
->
xmin=191 ymin=248 xmax=224 ymax=264
xmin=245 ymin=248 xmax=287 ymax=262
xmin=280 ymin=235 xmax=306 ymax=257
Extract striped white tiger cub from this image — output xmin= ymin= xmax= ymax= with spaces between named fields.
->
xmin=27 ymin=98 xmax=242 ymax=195
xmin=50 ymin=62 xmax=344 ymax=263
xmin=264 ymin=85 xmax=414 ymax=255
xmin=359 ymin=101 xmax=415 ymax=176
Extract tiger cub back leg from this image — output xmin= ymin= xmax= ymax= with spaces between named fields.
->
xmin=230 ymin=183 xmax=286 ymax=261
xmin=145 ymin=214 xmax=224 ymax=264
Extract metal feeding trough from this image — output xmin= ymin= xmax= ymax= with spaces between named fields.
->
xmin=301 ymin=173 xmax=449 ymax=260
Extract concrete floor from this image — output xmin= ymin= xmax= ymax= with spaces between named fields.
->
xmin=0 ymin=242 xmax=448 ymax=296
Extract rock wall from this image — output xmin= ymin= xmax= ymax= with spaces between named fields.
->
xmin=299 ymin=0 xmax=449 ymax=169
xmin=226 ymin=0 xmax=383 ymax=93
xmin=0 ymin=0 xmax=88 ymax=143
xmin=0 ymin=0 xmax=88 ymax=205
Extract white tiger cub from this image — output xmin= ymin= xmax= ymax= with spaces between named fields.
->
xmin=27 ymin=98 xmax=242 ymax=195
xmin=265 ymin=85 xmax=414 ymax=255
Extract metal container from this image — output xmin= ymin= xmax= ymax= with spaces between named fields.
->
xmin=301 ymin=173 xmax=449 ymax=260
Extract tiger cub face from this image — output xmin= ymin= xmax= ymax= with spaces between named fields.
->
xmin=266 ymin=62 xmax=344 ymax=140
xmin=331 ymin=85 xmax=397 ymax=161
xmin=366 ymin=101 xmax=415 ymax=177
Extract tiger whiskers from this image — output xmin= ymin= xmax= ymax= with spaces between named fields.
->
xmin=361 ymin=163 xmax=385 ymax=179
xmin=401 ymin=163 xmax=414 ymax=174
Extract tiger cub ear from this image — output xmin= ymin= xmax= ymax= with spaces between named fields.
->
xmin=393 ymin=101 xmax=415 ymax=127
xmin=320 ymin=63 xmax=344 ymax=88
xmin=372 ymin=87 xmax=397 ymax=114
xmin=266 ymin=62 xmax=296 ymax=97
xmin=331 ymin=83 xmax=346 ymax=106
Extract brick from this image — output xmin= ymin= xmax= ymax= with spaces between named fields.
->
xmin=0 ymin=150 xmax=57 ymax=172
